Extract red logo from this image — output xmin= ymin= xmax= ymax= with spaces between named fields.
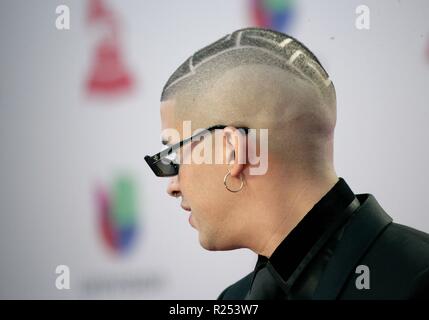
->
xmin=86 ymin=0 xmax=134 ymax=96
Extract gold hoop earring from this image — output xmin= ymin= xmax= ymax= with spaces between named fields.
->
xmin=223 ymin=169 xmax=244 ymax=193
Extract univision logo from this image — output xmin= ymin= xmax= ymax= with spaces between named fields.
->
xmin=95 ymin=174 xmax=139 ymax=254
xmin=250 ymin=0 xmax=295 ymax=32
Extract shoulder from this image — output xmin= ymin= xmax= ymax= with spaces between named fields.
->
xmin=373 ymin=222 xmax=429 ymax=265
xmin=340 ymin=222 xmax=429 ymax=299
xmin=217 ymin=272 xmax=254 ymax=300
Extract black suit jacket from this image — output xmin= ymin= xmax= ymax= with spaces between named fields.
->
xmin=218 ymin=193 xmax=429 ymax=300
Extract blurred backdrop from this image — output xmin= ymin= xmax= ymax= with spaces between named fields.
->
xmin=0 ymin=0 xmax=428 ymax=299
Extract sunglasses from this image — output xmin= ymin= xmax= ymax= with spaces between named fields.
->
xmin=145 ymin=125 xmax=249 ymax=177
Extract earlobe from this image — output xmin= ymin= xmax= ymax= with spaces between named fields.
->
xmin=230 ymin=162 xmax=245 ymax=178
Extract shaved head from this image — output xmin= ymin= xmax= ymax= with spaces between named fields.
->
xmin=161 ymin=27 xmax=337 ymax=173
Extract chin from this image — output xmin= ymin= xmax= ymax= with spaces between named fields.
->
xmin=198 ymin=234 xmax=222 ymax=251
xmin=198 ymin=234 xmax=239 ymax=251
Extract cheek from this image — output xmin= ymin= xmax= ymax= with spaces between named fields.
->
xmin=182 ymin=164 xmax=225 ymax=206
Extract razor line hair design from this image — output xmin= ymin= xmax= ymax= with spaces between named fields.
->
xmin=160 ymin=27 xmax=335 ymax=103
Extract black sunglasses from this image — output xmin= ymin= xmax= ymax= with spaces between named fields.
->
xmin=145 ymin=125 xmax=249 ymax=177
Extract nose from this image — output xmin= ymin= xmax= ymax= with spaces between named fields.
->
xmin=167 ymin=175 xmax=181 ymax=198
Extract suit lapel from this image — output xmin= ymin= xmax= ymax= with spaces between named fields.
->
xmin=312 ymin=194 xmax=393 ymax=299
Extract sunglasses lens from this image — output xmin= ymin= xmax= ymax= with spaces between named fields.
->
xmin=145 ymin=157 xmax=178 ymax=177
xmin=156 ymin=160 xmax=179 ymax=177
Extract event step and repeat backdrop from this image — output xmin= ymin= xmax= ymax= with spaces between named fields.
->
xmin=0 ymin=0 xmax=428 ymax=299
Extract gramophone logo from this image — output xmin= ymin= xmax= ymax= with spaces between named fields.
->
xmin=250 ymin=0 xmax=295 ymax=32
xmin=86 ymin=0 xmax=134 ymax=95
xmin=95 ymin=174 xmax=139 ymax=254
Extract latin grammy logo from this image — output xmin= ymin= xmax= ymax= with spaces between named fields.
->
xmin=86 ymin=0 xmax=134 ymax=95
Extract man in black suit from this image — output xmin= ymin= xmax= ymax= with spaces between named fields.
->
xmin=218 ymin=177 xmax=429 ymax=299
xmin=145 ymin=27 xmax=429 ymax=299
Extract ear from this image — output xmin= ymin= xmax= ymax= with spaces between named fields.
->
xmin=223 ymin=126 xmax=247 ymax=178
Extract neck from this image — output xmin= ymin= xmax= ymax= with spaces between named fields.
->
xmin=244 ymin=168 xmax=339 ymax=258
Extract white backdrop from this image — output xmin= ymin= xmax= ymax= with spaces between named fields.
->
xmin=0 ymin=0 xmax=428 ymax=299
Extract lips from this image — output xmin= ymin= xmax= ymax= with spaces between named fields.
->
xmin=181 ymin=204 xmax=191 ymax=211
xmin=180 ymin=201 xmax=194 ymax=227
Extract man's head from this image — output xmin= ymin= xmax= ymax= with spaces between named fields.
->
xmin=157 ymin=27 xmax=338 ymax=253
